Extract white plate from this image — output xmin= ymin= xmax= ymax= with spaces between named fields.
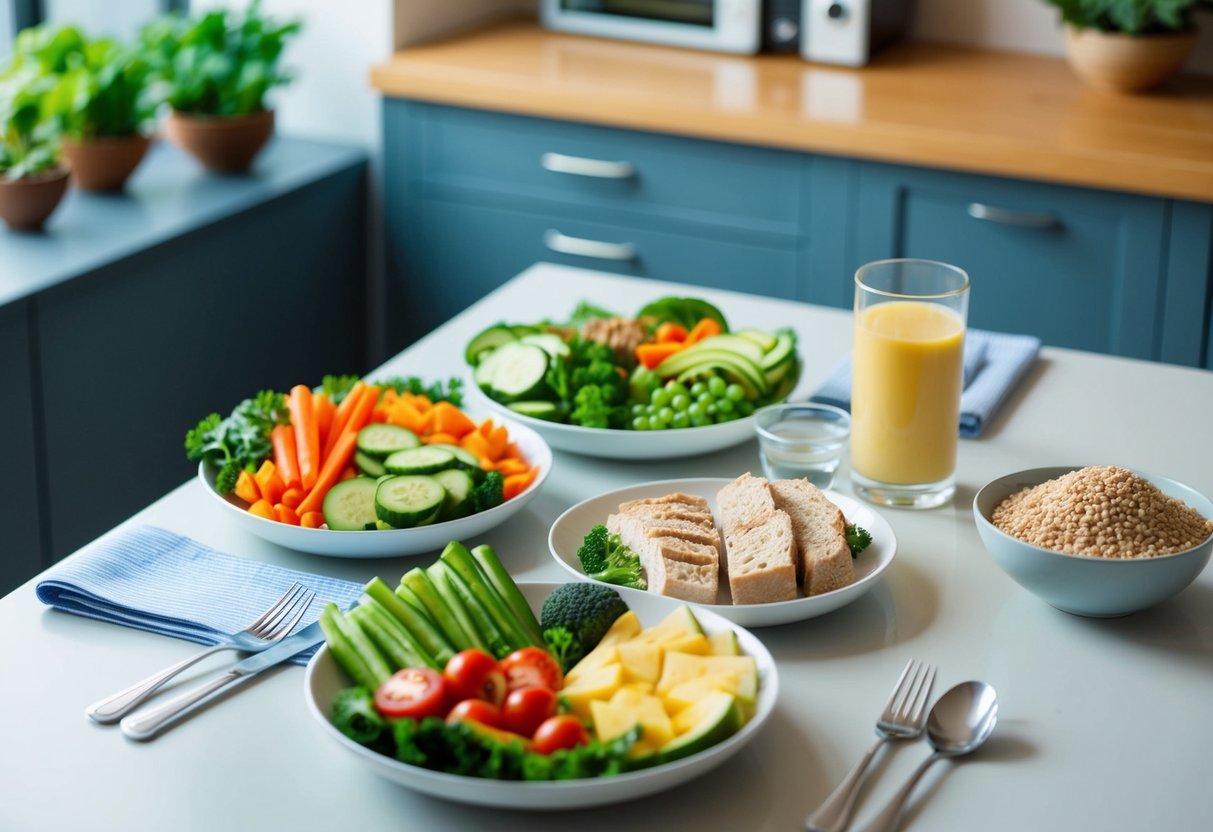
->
xmin=467 ymin=384 xmax=766 ymax=460
xmin=199 ymin=416 xmax=552 ymax=558
xmin=548 ymin=478 xmax=897 ymax=627
xmin=304 ymin=581 xmax=778 ymax=810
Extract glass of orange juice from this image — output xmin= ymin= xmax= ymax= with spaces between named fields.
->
xmin=850 ymin=259 xmax=969 ymax=509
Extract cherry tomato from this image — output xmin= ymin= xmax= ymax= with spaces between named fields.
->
xmin=373 ymin=667 xmax=447 ymax=719
xmin=446 ymin=698 xmax=503 ymax=729
xmin=501 ymin=686 xmax=558 ymax=738
xmin=531 ymin=715 xmax=590 ymax=755
xmin=499 ymin=647 xmax=564 ymax=693
xmin=444 ymin=649 xmax=507 ymax=706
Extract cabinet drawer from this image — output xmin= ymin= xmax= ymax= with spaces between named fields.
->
xmin=385 ymin=197 xmax=801 ymax=347
xmin=394 ymin=101 xmax=804 ymax=240
xmin=855 ymin=164 xmax=1169 ymax=360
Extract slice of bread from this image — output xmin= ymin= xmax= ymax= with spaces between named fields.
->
xmin=647 ymin=555 xmax=718 ymax=605
xmin=716 ymin=472 xmax=776 ymax=535
xmin=608 ymin=513 xmax=719 ymax=566
xmin=616 ymin=502 xmax=716 ymax=529
xmin=618 ymin=492 xmax=711 ymax=513
xmin=768 ymin=478 xmax=854 ymax=596
xmin=722 ymin=510 xmax=798 ymax=604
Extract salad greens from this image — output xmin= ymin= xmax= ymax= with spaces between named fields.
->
xmin=845 ymin=524 xmax=873 ymax=557
xmin=636 ymin=297 xmax=728 ymax=334
xmin=185 ymin=389 xmax=288 ymax=494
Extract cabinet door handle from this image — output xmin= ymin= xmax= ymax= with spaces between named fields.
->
xmin=967 ymin=202 xmax=1059 ymax=229
xmin=544 ymin=229 xmax=637 ymax=261
xmin=541 ymin=152 xmax=636 ymax=179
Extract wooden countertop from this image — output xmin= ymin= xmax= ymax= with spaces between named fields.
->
xmin=371 ymin=19 xmax=1213 ymax=203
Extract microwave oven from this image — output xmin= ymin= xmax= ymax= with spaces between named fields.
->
xmin=539 ymin=1 xmax=913 ymax=66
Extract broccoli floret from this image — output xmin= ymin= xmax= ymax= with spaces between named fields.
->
xmin=569 ymin=384 xmax=627 ymax=429
xmin=539 ymin=583 xmax=630 ymax=671
xmin=846 ymin=524 xmax=873 ymax=557
xmin=576 ymin=524 xmax=646 ymax=589
xmin=469 ymin=470 xmax=504 ymax=513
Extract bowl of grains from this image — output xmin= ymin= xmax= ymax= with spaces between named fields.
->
xmin=974 ymin=466 xmax=1213 ymax=617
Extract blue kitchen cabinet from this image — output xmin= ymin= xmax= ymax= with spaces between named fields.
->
xmin=852 ymin=162 xmax=1211 ymax=365
xmin=0 ymin=301 xmax=42 ymax=593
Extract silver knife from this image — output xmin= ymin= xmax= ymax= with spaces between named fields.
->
xmin=119 ymin=620 xmax=325 ymax=741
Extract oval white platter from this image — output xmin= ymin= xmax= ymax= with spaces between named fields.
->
xmin=467 ymin=384 xmax=769 ymax=460
xmin=548 ymin=477 xmax=896 ymax=627
xmin=200 ymin=415 xmax=552 ymax=558
xmin=304 ymin=581 xmax=778 ymax=810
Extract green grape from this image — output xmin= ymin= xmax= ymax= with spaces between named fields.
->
xmin=717 ymin=409 xmax=738 ymax=423
xmin=690 ymin=381 xmax=708 ymax=397
xmin=688 ymin=402 xmax=706 ymax=420
xmin=690 ymin=414 xmax=711 ymax=427
xmin=716 ymin=397 xmax=735 ymax=415
xmin=697 ymin=392 xmax=714 ymax=407
xmin=631 ymin=403 xmax=645 ymax=417
xmin=708 ymin=376 xmax=727 ymax=397
xmin=650 ymin=388 xmax=671 ymax=408
xmin=725 ymin=383 xmax=746 ymax=402
xmin=705 ymin=403 xmax=718 ymax=418
xmin=632 ymin=415 xmax=651 ymax=431
xmin=665 ymin=381 xmax=689 ymax=399
xmin=671 ymin=394 xmax=691 ymax=412
xmin=736 ymin=400 xmax=755 ymax=417
xmin=671 ymin=412 xmax=691 ymax=429
xmin=657 ymin=406 xmax=675 ymax=426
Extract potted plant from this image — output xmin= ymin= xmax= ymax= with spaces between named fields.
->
xmin=0 ymin=69 xmax=69 ymax=231
xmin=1041 ymin=0 xmax=1213 ymax=93
xmin=7 ymin=24 xmax=157 ymax=191
xmin=141 ymin=0 xmax=301 ymax=173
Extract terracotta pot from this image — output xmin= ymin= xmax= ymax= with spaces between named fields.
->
xmin=0 ymin=166 xmax=71 ymax=232
xmin=61 ymin=134 xmax=151 ymax=191
xmin=1064 ymin=26 xmax=1199 ymax=94
xmin=165 ymin=110 xmax=274 ymax=173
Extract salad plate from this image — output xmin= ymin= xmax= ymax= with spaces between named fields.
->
xmin=548 ymin=478 xmax=896 ymax=627
xmin=467 ymin=384 xmax=780 ymax=460
xmin=199 ymin=415 xmax=553 ymax=558
xmin=304 ymin=581 xmax=778 ymax=810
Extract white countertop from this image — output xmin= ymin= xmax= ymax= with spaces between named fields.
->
xmin=2 ymin=263 xmax=1211 ymax=831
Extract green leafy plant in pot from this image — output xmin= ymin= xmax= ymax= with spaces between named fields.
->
xmin=141 ymin=0 xmax=301 ymax=173
xmin=1041 ymin=0 xmax=1213 ymax=93
xmin=7 ymin=24 xmax=157 ymax=191
xmin=0 ymin=67 xmax=68 ymax=231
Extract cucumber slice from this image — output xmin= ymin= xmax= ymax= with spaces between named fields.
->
xmin=426 ymin=443 xmax=484 ymax=472
xmin=384 ymin=446 xmax=456 ymax=475
xmin=487 ymin=342 xmax=551 ymax=402
xmin=375 ymin=475 xmax=445 ymax=528
xmin=433 ymin=468 xmax=475 ymax=520
xmin=507 ymin=400 xmax=562 ymax=421
xmin=354 ymin=450 xmax=387 ymax=478
xmin=322 ymin=478 xmax=379 ymax=531
xmin=465 ymin=325 xmax=518 ymax=366
xmin=760 ymin=332 xmax=796 ymax=371
xmin=735 ymin=329 xmax=778 ymax=352
xmin=357 ymin=423 xmax=420 ymax=458
xmin=520 ymin=332 xmax=570 ymax=358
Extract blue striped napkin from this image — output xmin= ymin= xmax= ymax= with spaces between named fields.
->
xmin=810 ymin=328 xmax=1041 ymax=439
xmin=35 ymin=526 xmax=363 ymax=664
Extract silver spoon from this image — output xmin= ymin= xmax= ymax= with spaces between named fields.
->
xmin=858 ymin=681 xmax=999 ymax=832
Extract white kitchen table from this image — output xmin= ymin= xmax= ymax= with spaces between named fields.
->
xmin=2 ymin=263 xmax=1211 ymax=832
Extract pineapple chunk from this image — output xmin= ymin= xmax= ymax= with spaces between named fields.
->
xmin=608 ymin=688 xmax=675 ymax=747
xmin=661 ymin=632 xmax=711 ymax=655
xmin=662 ymin=673 xmax=744 ymax=712
xmin=708 ymin=629 xmax=741 ymax=656
xmin=656 ymin=653 xmax=758 ymax=703
xmin=632 ymin=606 xmax=702 ymax=645
xmin=561 ymin=664 xmax=624 ymax=720
xmin=564 ymin=611 xmax=642 ymax=683
xmin=618 ymin=641 xmax=663 ymax=685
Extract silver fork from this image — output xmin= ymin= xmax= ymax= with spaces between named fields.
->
xmin=85 ymin=582 xmax=316 ymax=724
xmin=805 ymin=659 xmax=937 ymax=832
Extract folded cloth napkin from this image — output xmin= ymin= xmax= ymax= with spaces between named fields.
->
xmin=810 ymin=328 xmax=1042 ymax=439
xmin=35 ymin=525 xmax=363 ymax=664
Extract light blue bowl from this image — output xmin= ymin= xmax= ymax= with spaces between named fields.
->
xmin=974 ymin=467 xmax=1213 ymax=618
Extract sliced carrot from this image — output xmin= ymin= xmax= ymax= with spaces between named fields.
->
xmin=503 ymin=470 xmax=537 ymax=501
xmin=289 ymin=385 xmax=320 ymax=491
xmin=280 ymin=486 xmax=305 ymax=509
xmin=387 ymin=400 xmax=432 ymax=435
xmin=655 ymin=322 xmax=688 ymax=343
xmin=324 ymin=380 xmax=366 ymax=460
xmin=270 ymin=424 xmax=301 ymax=490
xmin=501 ymin=442 xmax=522 ymax=460
xmin=234 ymin=469 xmax=261 ymax=504
xmin=460 ymin=430 xmax=494 ymax=463
xmin=636 ymin=341 xmax=684 ymax=370
xmin=431 ymin=401 xmax=477 ymax=439
xmin=423 ymin=431 xmax=460 ymax=447
xmin=296 ymin=429 xmax=361 ymax=516
xmin=274 ymin=503 xmax=300 ymax=525
xmin=248 ymin=499 xmax=275 ymax=520
xmin=486 ymin=425 xmax=510 ymax=461
xmin=684 ymin=317 xmax=723 ymax=345
xmin=313 ymin=393 xmax=336 ymax=455
xmin=493 ymin=457 xmax=530 ymax=477
xmin=254 ymin=459 xmax=286 ymax=506
xmin=478 ymin=418 xmax=496 ymax=438
xmin=300 ymin=511 xmax=325 ymax=529
xmin=344 ymin=384 xmax=380 ymax=436
xmin=401 ymin=393 xmax=432 ymax=412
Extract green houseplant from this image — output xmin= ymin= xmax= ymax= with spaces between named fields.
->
xmin=7 ymin=24 xmax=157 ymax=191
xmin=1041 ymin=0 xmax=1213 ymax=92
xmin=0 ymin=66 xmax=68 ymax=230
xmin=141 ymin=0 xmax=301 ymax=172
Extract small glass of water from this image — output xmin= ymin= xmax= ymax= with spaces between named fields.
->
xmin=754 ymin=403 xmax=851 ymax=490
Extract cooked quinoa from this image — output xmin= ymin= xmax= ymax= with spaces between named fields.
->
xmin=991 ymin=465 xmax=1213 ymax=559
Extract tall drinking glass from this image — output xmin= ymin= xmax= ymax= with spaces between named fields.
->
xmin=850 ymin=259 xmax=969 ymax=509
